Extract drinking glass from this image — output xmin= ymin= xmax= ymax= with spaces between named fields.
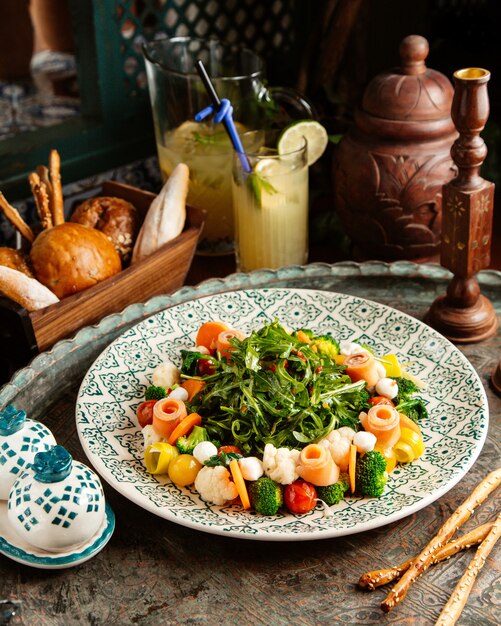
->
xmin=143 ymin=36 xmax=313 ymax=255
xmin=232 ymin=139 xmax=308 ymax=272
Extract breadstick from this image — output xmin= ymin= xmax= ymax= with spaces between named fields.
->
xmin=49 ymin=149 xmax=64 ymax=225
xmin=435 ymin=511 xmax=501 ymax=626
xmin=29 ymin=173 xmax=53 ymax=230
xmin=0 ymin=192 xmax=34 ymax=242
xmin=36 ymin=165 xmax=52 ymax=196
xmin=381 ymin=468 xmax=501 ymax=613
xmin=359 ymin=522 xmax=493 ymax=590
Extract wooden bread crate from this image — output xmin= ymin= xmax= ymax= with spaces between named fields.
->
xmin=0 ymin=180 xmax=206 ymax=365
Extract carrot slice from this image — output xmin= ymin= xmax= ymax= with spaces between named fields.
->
xmin=349 ymin=444 xmax=357 ymax=494
xmin=229 ymin=459 xmax=251 ymax=510
xmin=181 ymin=378 xmax=206 ymax=402
xmin=167 ymin=412 xmax=202 ymax=445
xmin=196 ymin=321 xmax=229 ymax=351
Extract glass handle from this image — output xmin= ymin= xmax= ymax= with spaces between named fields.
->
xmin=268 ymin=86 xmax=318 ymax=121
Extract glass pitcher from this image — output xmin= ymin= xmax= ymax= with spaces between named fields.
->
xmin=143 ymin=36 xmax=314 ymax=255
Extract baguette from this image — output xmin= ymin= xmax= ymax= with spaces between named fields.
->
xmin=131 ymin=163 xmax=188 ymax=264
xmin=0 ymin=265 xmax=59 ymax=311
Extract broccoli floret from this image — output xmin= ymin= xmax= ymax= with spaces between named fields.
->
xmin=248 ymin=477 xmax=283 ymax=515
xmin=312 ymin=334 xmax=340 ymax=358
xmin=316 ymin=475 xmax=349 ymax=505
xmin=355 ymin=450 xmax=388 ymax=498
xmin=395 ymin=398 xmax=428 ymax=423
xmin=176 ymin=426 xmax=210 ymax=455
xmin=393 ymin=376 xmax=419 ymax=403
xmin=145 ymin=385 xmax=168 ymax=400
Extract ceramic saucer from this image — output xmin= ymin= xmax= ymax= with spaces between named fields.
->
xmin=0 ymin=501 xmax=114 ymax=569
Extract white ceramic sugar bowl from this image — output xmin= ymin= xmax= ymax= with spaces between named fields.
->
xmin=8 ymin=445 xmax=106 ymax=552
xmin=0 ymin=405 xmax=56 ymax=500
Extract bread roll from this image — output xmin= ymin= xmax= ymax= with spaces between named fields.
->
xmin=0 ymin=247 xmax=34 ymax=277
xmin=0 ymin=266 xmax=59 ymax=311
xmin=71 ymin=196 xmax=139 ymax=263
xmin=30 ymin=222 xmax=121 ymax=298
xmin=131 ymin=163 xmax=188 ymax=264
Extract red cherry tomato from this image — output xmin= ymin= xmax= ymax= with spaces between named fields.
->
xmin=136 ymin=400 xmax=157 ymax=428
xmin=369 ymin=396 xmax=395 ymax=407
xmin=197 ymin=357 xmax=217 ymax=376
xmin=217 ymin=445 xmax=242 ymax=456
xmin=284 ymin=480 xmax=317 ymax=514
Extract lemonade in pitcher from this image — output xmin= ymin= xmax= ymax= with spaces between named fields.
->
xmin=157 ymin=121 xmax=262 ymax=255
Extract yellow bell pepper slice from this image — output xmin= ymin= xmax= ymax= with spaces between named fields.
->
xmin=144 ymin=443 xmax=179 ymax=474
xmin=380 ymin=353 xmax=402 ymax=378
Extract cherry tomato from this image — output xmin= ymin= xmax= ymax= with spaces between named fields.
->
xmin=217 ymin=445 xmax=242 ymax=456
xmin=284 ymin=480 xmax=317 ymax=514
xmin=168 ymin=454 xmax=202 ymax=486
xmin=369 ymin=396 xmax=395 ymax=407
xmin=197 ymin=357 xmax=217 ymax=376
xmin=136 ymin=400 xmax=157 ymax=428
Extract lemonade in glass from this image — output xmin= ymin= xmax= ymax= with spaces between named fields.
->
xmin=232 ymin=140 xmax=309 ymax=272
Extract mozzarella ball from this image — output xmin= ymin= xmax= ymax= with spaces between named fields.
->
xmin=168 ymin=386 xmax=189 ymax=402
xmin=238 ymin=457 xmax=264 ymax=481
xmin=353 ymin=431 xmax=377 ymax=454
xmin=196 ymin=345 xmax=211 ymax=355
xmin=375 ymin=377 xmax=399 ymax=399
xmin=193 ymin=441 xmax=218 ymax=465
xmin=375 ymin=362 xmax=387 ymax=381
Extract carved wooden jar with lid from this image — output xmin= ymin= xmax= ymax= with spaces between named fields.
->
xmin=333 ymin=35 xmax=458 ymax=261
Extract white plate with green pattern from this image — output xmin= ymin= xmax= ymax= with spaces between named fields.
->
xmin=76 ymin=288 xmax=488 ymax=541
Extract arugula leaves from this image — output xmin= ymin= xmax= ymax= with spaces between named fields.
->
xmin=186 ymin=321 xmax=369 ymax=455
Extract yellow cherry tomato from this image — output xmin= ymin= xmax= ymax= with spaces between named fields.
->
xmin=168 ymin=454 xmax=202 ymax=487
xmin=144 ymin=443 xmax=179 ymax=475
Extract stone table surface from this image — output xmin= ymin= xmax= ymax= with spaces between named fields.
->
xmin=0 ymin=262 xmax=500 ymax=626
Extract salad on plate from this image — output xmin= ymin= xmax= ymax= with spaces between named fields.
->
xmin=134 ymin=319 xmax=428 ymax=517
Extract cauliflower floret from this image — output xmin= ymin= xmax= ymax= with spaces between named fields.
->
xmin=142 ymin=424 xmax=164 ymax=449
xmin=194 ymin=466 xmax=238 ymax=506
xmin=152 ymin=361 xmax=180 ymax=389
xmin=318 ymin=427 xmax=357 ymax=471
xmin=262 ymin=444 xmax=300 ymax=485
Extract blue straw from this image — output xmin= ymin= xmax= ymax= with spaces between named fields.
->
xmin=194 ymin=59 xmax=252 ymax=174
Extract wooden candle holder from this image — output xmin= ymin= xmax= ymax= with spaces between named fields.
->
xmin=425 ymin=68 xmax=499 ymax=343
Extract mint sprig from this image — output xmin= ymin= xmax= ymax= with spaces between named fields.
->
xmin=247 ymin=172 xmax=277 ymax=208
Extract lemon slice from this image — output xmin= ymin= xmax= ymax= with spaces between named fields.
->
xmin=254 ymin=158 xmax=287 ymax=177
xmin=277 ymin=120 xmax=328 ymax=166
